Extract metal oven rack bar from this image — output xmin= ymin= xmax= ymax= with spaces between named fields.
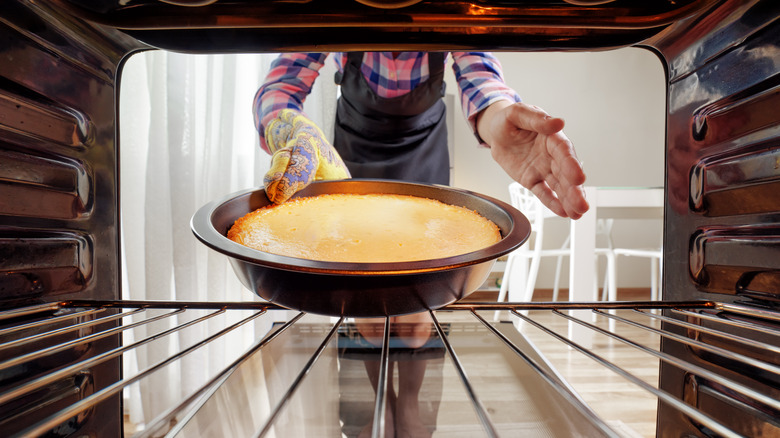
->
xmin=1 ymin=300 xmax=777 ymax=437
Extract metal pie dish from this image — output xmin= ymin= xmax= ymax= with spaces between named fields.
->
xmin=191 ymin=179 xmax=531 ymax=317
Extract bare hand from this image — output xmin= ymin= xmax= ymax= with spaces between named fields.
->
xmin=477 ymin=101 xmax=589 ymax=219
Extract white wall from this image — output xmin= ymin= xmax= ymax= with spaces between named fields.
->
xmin=445 ymin=48 xmax=666 ymax=289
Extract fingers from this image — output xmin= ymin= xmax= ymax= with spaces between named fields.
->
xmin=529 ymin=179 xmax=589 ymax=220
xmin=562 ymin=185 xmax=590 ymax=219
xmin=507 ymin=102 xmax=566 ymax=136
xmin=264 ymin=149 xmax=300 ymax=204
xmin=549 ymin=134 xmax=586 ymax=188
xmin=263 ymin=135 xmax=320 ymax=204
xmin=520 ymin=129 xmax=588 ymax=219
xmin=542 ymin=127 xmax=588 ymax=218
xmin=289 ymin=124 xmax=350 ymax=180
xmin=547 ymin=158 xmax=589 ymax=219
xmin=530 ymin=182 xmax=566 ymax=217
xmin=264 ymin=122 xmax=351 ymax=204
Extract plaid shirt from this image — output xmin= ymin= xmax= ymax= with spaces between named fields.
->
xmin=254 ymin=52 xmax=521 ymax=153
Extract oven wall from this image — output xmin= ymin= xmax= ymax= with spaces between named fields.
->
xmin=0 ymin=1 xmax=136 ymax=307
xmin=2 ymin=0 xmax=777 ymax=436
xmin=649 ymin=1 xmax=780 ymax=436
xmin=0 ymin=1 xmax=143 ymax=435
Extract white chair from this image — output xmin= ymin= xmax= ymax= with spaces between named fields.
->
xmin=551 ymin=218 xmax=616 ymax=301
xmin=495 ymin=183 xmax=617 ymax=313
xmin=613 ymin=246 xmax=663 ymax=301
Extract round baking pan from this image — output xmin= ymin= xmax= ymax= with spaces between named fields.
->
xmin=190 ymin=179 xmax=531 ymax=317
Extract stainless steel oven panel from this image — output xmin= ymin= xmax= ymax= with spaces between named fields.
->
xmin=0 ymin=1 xmax=142 ymax=435
xmin=646 ymin=1 xmax=780 ymax=436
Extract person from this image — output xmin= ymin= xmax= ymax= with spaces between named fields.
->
xmin=343 ymin=313 xmax=444 ymax=438
xmin=253 ymin=52 xmax=587 ymax=437
xmin=254 ymin=51 xmax=589 ymax=218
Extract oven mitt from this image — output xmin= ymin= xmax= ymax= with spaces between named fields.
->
xmin=263 ymin=109 xmax=351 ymax=204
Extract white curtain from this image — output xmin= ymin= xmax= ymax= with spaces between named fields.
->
xmin=119 ymin=50 xmax=338 ymax=428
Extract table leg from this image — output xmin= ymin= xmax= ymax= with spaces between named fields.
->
xmin=569 ymin=186 xmax=597 ymax=345
xmin=570 ymin=186 xmax=598 ymax=302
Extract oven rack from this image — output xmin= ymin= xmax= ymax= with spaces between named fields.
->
xmin=1 ymin=299 xmax=778 ymax=438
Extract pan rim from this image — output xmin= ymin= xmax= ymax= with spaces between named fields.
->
xmin=191 ymin=179 xmax=530 ymax=275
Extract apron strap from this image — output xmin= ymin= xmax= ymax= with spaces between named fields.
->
xmin=337 ymin=52 xmax=444 ymax=84
xmin=333 ymin=51 xmax=451 ymax=185
xmin=335 ymin=52 xmax=447 ymax=116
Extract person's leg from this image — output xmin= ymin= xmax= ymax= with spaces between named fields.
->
xmin=358 ymin=359 xmax=396 ymax=438
xmin=393 ymin=312 xmax=437 ymax=438
xmin=355 ymin=312 xmax=438 ymax=438
xmin=355 ymin=318 xmax=396 ymax=438
xmin=393 ymin=312 xmax=433 ymax=349
xmin=355 ymin=317 xmax=385 ymax=346
xmin=395 ymin=359 xmax=434 ymax=438
xmin=355 ymin=312 xmax=432 ymax=349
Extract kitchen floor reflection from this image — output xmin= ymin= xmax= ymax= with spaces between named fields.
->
xmin=341 ymin=313 xmax=445 ymax=438
xmin=170 ymin=310 xmax=619 ymax=437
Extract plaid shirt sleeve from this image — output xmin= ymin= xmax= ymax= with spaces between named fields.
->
xmin=451 ymin=52 xmax=522 ymax=145
xmin=253 ymin=52 xmax=329 ymax=153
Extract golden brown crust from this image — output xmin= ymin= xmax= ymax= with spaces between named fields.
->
xmin=227 ymin=193 xmax=501 ymax=263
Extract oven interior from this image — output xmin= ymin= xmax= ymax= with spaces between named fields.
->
xmin=1 ymin=0 xmax=779 ymax=437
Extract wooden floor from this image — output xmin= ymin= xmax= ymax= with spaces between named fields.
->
xmin=464 ymin=287 xmax=655 ymax=303
xmin=461 ymin=288 xmax=660 ymax=438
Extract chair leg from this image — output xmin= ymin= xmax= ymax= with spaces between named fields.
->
xmin=507 ymin=256 xmax=530 ymax=301
xmin=523 ymin=253 xmax=542 ymax=303
xmin=658 ymin=254 xmax=663 ymax=300
xmin=600 ymin=255 xmax=609 ymax=301
xmin=552 ymin=235 xmax=571 ymax=301
xmin=606 ymin=251 xmax=617 ymax=301
xmin=521 ymin=224 xmax=546 ymax=303
xmin=650 ymin=257 xmax=659 ymax=301
xmin=494 ymin=253 xmax=515 ymax=321
xmin=593 ymin=257 xmax=601 ymax=301
xmin=496 ymin=254 xmax=512 ymax=304
xmin=552 ymin=255 xmax=564 ymax=301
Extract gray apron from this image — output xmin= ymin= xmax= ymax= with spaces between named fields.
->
xmin=333 ymin=52 xmax=450 ymax=185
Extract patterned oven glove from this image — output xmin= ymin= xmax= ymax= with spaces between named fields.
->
xmin=263 ymin=109 xmax=351 ymax=204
